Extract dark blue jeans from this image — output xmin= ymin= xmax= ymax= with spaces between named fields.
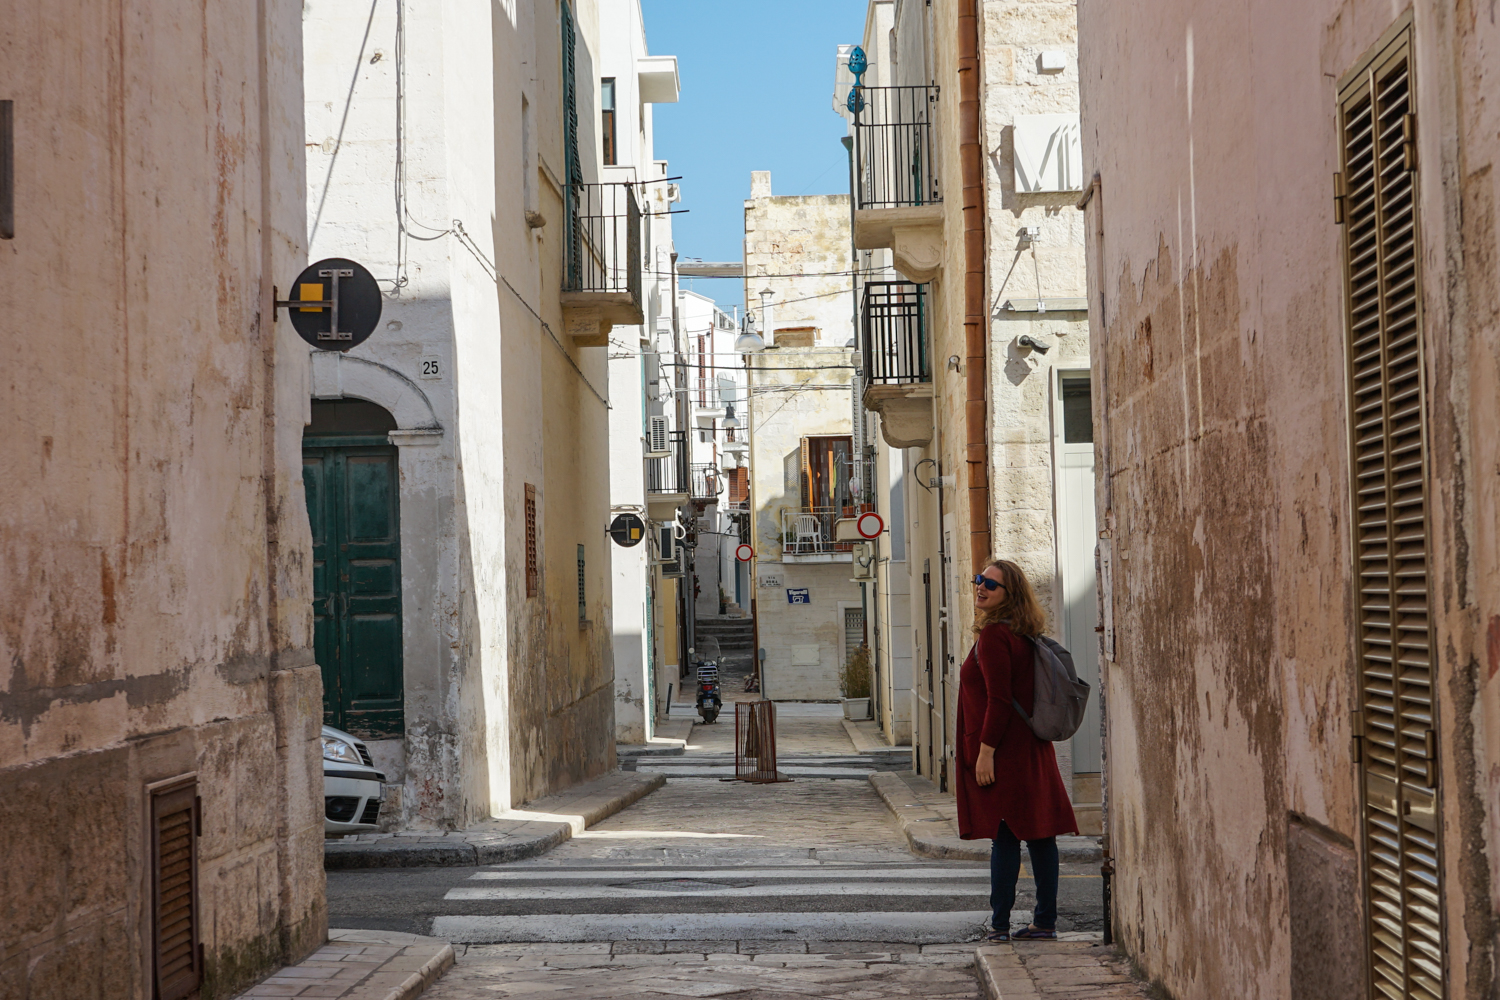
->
xmin=991 ymin=820 xmax=1059 ymax=931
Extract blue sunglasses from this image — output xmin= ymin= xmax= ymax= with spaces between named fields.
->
xmin=973 ymin=574 xmax=1006 ymax=591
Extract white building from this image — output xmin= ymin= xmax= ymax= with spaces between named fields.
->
xmin=602 ymin=0 xmax=682 ymax=744
xmin=302 ymin=0 xmax=672 ymax=824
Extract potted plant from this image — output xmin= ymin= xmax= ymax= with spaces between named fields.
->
xmin=840 ymin=644 xmax=873 ymax=721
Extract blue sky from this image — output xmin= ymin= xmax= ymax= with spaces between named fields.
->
xmin=640 ymin=0 xmax=867 ymax=314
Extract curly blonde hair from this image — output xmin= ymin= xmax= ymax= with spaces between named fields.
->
xmin=972 ymin=559 xmax=1046 ymax=637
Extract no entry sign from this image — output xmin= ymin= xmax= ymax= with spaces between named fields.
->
xmin=735 ymin=544 xmax=754 ymax=562
xmin=856 ymin=511 xmax=885 ymax=539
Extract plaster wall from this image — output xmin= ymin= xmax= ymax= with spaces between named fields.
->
xmin=0 ymin=0 xmax=325 ymax=996
xmin=1078 ymin=0 xmax=1500 ymax=996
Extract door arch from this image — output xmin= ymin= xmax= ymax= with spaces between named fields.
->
xmin=303 ymin=398 xmax=405 ymax=737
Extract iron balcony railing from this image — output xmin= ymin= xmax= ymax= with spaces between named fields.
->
xmin=781 ymin=504 xmax=877 ymax=556
xmin=851 ymin=86 xmax=940 ymax=210
xmin=565 ymin=181 xmax=642 ymax=300
xmin=690 ymin=464 xmax=722 ymax=501
xmin=646 ymin=429 xmax=689 ymax=496
xmin=861 ymin=281 xmax=930 ymax=384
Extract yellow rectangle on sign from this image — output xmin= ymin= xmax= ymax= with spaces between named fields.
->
xmin=299 ymin=283 xmax=324 ymax=312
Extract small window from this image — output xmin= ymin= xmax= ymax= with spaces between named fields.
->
xmin=525 ymin=484 xmax=538 ymax=598
xmin=577 ymin=544 xmax=587 ymax=622
xmin=601 ymin=78 xmax=616 ymax=166
xmin=1061 ymin=375 xmax=1093 ymax=444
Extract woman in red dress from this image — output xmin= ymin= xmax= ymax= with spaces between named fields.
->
xmin=955 ymin=559 xmax=1077 ymax=942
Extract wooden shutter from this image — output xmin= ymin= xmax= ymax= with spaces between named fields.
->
xmin=150 ymin=777 xmax=201 ymax=1000
xmin=525 ymin=484 xmax=538 ymax=598
xmin=1336 ymin=19 xmax=1446 ymax=1000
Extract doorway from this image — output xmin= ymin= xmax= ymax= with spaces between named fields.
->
xmin=1054 ymin=371 xmax=1100 ymax=775
xmin=303 ymin=399 xmax=405 ymax=738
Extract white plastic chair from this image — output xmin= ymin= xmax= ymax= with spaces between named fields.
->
xmin=793 ymin=513 xmax=823 ymax=553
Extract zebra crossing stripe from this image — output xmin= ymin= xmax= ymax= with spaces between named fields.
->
xmin=431 ymin=910 xmax=991 ymax=943
xmin=465 ymin=868 xmax=987 ymax=881
xmin=444 ymin=882 xmax=990 ymax=901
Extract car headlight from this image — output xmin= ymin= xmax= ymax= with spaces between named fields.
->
xmin=321 ymin=736 xmax=362 ymax=764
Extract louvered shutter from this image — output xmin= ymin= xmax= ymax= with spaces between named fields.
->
xmin=151 ymin=778 xmax=201 ymax=1000
xmin=1337 ymin=20 xmax=1446 ymax=1000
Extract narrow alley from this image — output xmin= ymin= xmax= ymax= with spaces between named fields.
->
xmin=12 ymin=0 xmax=1500 ymax=998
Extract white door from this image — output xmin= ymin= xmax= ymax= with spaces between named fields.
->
xmin=1055 ymin=371 xmax=1101 ymax=772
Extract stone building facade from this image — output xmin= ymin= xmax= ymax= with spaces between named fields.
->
xmin=0 ymin=1 xmax=325 ymax=997
xmin=1079 ymin=1 xmax=1500 ymax=997
xmin=841 ymin=0 xmax=1096 ymax=825
xmin=743 ymin=176 xmax=866 ymax=702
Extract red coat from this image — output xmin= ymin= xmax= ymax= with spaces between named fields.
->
xmin=954 ymin=622 xmax=1078 ymax=842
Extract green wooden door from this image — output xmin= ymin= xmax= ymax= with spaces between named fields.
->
xmin=303 ymin=437 xmax=404 ymax=737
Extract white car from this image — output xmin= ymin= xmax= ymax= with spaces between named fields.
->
xmin=321 ymin=724 xmax=386 ymax=835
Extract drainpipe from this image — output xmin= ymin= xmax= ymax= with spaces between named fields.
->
xmin=958 ymin=0 xmax=990 ymax=574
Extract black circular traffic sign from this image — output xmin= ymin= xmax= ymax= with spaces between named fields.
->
xmin=288 ymin=258 xmax=382 ymax=351
xmin=609 ymin=513 xmax=647 ymax=548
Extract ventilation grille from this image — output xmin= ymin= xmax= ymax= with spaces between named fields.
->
xmin=151 ymin=778 xmax=201 ymax=1000
xmin=525 ymin=484 xmax=539 ymax=598
xmin=358 ymin=798 xmax=381 ymax=826
xmin=1338 ymin=23 xmax=1445 ymax=1000
xmin=325 ymin=796 xmax=361 ymax=822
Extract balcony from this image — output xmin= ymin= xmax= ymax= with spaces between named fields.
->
xmin=781 ymin=505 xmax=876 ymax=560
xmin=690 ymin=464 xmax=722 ymax=502
xmin=645 ymin=429 xmax=689 ymax=520
xmin=562 ymin=182 xmax=642 ymax=346
xmin=860 ymin=281 xmax=934 ymax=448
xmin=850 ymin=86 xmax=944 ymax=282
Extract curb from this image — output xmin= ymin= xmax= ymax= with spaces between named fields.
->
xmin=374 ymin=940 xmax=455 ymax=1000
xmin=975 ymin=944 xmax=1038 ymax=999
xmin=325 ymin=771 xmax=664 ymax=870
xmin=232 ymin=931 xmax=454 ymax=1000
xmin=870 ymin=771 xmax=990 ymax=862
xmin=869 ymin=771 xmax=1103 ymax=864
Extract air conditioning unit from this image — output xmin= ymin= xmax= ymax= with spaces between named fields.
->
xmin=646 ymin=415 xmax=672 ymax=457
xmin=658 ymin=526 xmax=686 ymax=577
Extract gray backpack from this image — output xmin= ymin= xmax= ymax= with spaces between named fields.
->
xmin=1011 ymin=635 xmax=1091 ymax=742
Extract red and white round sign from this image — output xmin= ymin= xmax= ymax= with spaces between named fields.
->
xmin=735 ymin=544 xmax=755 ymax=562
xmin=856 ymin=511 xmax=885 ymax=539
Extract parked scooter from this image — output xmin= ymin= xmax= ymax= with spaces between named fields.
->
xmin=693 ymin=637 xmax=723 ymax=724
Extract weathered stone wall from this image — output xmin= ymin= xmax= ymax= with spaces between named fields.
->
xmin=0 ymin=0 xmax=324 ymax=996
xmin=1078 ymin=0 xmax=1500 ymax=995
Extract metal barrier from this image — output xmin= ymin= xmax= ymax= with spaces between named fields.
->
xmin=735 ymin=701 xmax=788 ymax=783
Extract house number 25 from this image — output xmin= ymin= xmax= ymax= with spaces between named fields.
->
xmin=419 ymin=356 xmax=441 ymax=380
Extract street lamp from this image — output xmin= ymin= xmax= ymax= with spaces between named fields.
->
xmin=734 ymin=312 xmax=764 ymax=354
